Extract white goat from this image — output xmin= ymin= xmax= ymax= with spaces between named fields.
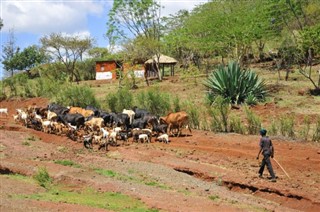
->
xmin=122 ymin=109 xmax=135 ymax=124
xmin=138 ymin=134 xmax=149 ymax=143
xmin=109 ymin=130 xmax=118 ymax=145
xmin=0 ymin=108 xmax=8 ymax=116
xmin=157 ymin=134 xmax=169 ymax=144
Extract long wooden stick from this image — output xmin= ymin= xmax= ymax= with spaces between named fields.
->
xmin=272 ymin=158 xmax=290 ymax=179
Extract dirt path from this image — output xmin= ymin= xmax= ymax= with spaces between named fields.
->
xmin=1 ymin=98 xmax=320 ymax=211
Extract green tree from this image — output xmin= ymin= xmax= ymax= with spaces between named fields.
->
xmin=88 ymin=47 xmax=110 ymax=59
xmin=2 ymin=28 xmax=19 ymax=77
xmin=11 ymin=45 xmax=47 ymax=75
xmin=40 ymin=33 xmax=94 ymax=82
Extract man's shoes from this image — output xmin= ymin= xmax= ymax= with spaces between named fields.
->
xmin=258 ymin=174 xmax=263 ymax=178
xmin=269 ymin=178 xmax=277 ymax=182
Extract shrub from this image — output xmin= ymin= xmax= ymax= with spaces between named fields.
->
xmin=203 ymin=61 xmax=267 ymax=105
xmin=183 ymin=100 xmax=200 ymax=129
xmin=299 ymin=116 xmax=311 ymax=141
xmin=279 ymin=114 xmax=295 ymax=138
xmin=312 ymin=117 xmax=320 ymax=142
xmin=33 ymin=167 xmax=52 ymax=189
xmin=229 ymin=115 xmax=245 ymax=134
xmin=105 ymin=88 xmax=133 ymax=112
xmin=209 ymin=96 xmax=230 ymax=132
xmin=244 ymin=106 xmax=261 ymax=135
xmin=135 ymin=88 xmax=171 ymax=116
xmin=172 ymin=95 xmax=181 ymax=112
xmin=268 ymin=119 xmax=278 ymax=136
xmin=53 ymin=84 xmax=99 ymax=108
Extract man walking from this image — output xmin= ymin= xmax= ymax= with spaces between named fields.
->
xmin=257 ymin=129 xmax=277 ymax=182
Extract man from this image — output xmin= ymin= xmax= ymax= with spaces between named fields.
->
xmin=256 ymin=129 xmax=277 ymax=182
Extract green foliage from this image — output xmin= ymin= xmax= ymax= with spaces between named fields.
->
xmin=279 ymin=114 xmax=295 ymax=138
xmin=135 ymin=88 xmax=171 ymax=116
xmin=268 ymin=119 xmax=278 ymax=136
xmin=229 ymin=115 xmax=245 ymax=134
xmin=244 ymin=106 xmax=261 ymax=135
xmin=172 ymin=95 xmax=181 ymax=112
xmin=53 ymin=84 xmax=99 ymax=108
xmin=209 ymin=96 xmax=230 ymax=132
xmin=204 ymin=61 xmax=267 ymax=105
xmin=299 ymin=23 xmax=320 ymax=55
xmin=183 ymin=100 xmax=200 ymax=129
xmin=40 ymin=33 xmax=93 ymax=82
xmin=33 ymin=167 xmax=52 ymax=189
xmin=312 ymin=117 xmax=320 ymax=142
xmin=20 ymin=187 xmax=157 ymax=211
xmin=105 ymin=88 xmax=133 ymax=112
xmin=299 ymin=116 xmax=311 ymax=141
xmin=54 ymin=160 xmax=81 ymax=168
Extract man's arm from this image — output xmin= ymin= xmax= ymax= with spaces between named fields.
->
xmin=256 ymin=148 xmax=262 ymax=159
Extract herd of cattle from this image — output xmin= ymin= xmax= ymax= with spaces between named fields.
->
xmin=8 ymin=103 xmax=192 ymax=151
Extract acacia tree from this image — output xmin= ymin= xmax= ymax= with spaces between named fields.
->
xmin=107 ymin=0 xmax=165 ymax=81
xmin=40 ymin=33 xmax=94 ymax=82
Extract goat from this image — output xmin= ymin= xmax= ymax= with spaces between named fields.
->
xmin=0 ymin=108 xmax=8 ymax=116
xmin=83 ymin=134 xmax=93 ymax=149
xmin=156 ymin=134 xmax=170 ymax=144
xmin=108 ymin=130 xmax=118 ymax=146
xmin=138 ymin=134 xmax=149 ymax=143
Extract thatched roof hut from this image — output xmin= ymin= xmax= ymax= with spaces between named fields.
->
xmin=145 ymin=54 xmax=178 ymax=77
xmin=145 ymin=54 xmax=178 ymax=64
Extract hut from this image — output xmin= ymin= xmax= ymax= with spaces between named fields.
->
xmin=144 ymin=54 xmax=178 ymax=77
xmin=95 ymin=60 xmax=122 ymax=80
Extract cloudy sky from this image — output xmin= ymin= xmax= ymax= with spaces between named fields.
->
xmin=1 ymin=0 xmax=208 ymax=49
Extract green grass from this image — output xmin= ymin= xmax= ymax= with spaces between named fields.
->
xmin=5 ymin=173 xmax=36 ymax=184
xmin=209 ymin=195 xmax=220 ymax=202
xmin=18 ymin=187 xmax=158 ymax=212
xmin=94 ymin=168 xmax=172 ymax=190
xmin=54 ymin=160 xmax=81 ymax=168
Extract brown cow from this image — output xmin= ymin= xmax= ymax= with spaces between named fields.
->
xmin=68 ymin=107 xmax=94 ymax=118
xmin=159 ymin=111 xmax=192 ymax=137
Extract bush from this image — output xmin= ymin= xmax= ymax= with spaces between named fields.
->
xmin=53 ymin=84 xmax=99 ymax=108
xmin=299 ymin=116 xmax=311 ymax=141
xmin=33 ymin=167 xmax=52 ymax=189
xmin=105 ymin=88 xmax=133 ymax=112
xmin=209 ymin=96 xmax=230 ymax=132
xmin=279 ymin=114 xmax=295 ymax=138
xmin=244 ymin=106 xmax=261 ymax=135
xmin=312 ymin=117 xmax=320 ymax=142
xmin=135 ymin=88 xmax=171 ymax=116
xmin=203 ymin=61 xmax=267 ymax=105
xmin=268 ymin=119 xmax=278 ymax=136
xmin=183 ymin=100 xmax=200 ymax=129
xmin=229 ymin=115 xmax=245 ymax=134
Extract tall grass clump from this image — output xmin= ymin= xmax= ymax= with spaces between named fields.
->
xmin=33 ymin=167 xmax=52 ymax=189
xmin=279 ymin=114 xmax=295 ymax=138
xmin=229 ymin=115 xmax=245 ymax=134
xmin=203 ymin=61 xmax=267 ymax=105
xmin=173 ymin=95 xmax=181 ymax=112
xmin=183 ymin=100 xmax=200 ymax=129
xmin=244 ymin=105 xmax=261 ymax=135
xmin=135 ymin=88 xmax=171 ymax=116
xmin=53 ymin=84 xmax=99 ymax=108
xmin=209 ymin=96 xmax=230 ymax=132
xmin=312 ymin=117 xmax=320 ymax=142
xmin=268 ymin=119 xmax=278 ymax=136
xmin=299 ymin=116 xmax=311 ymax=141
xmin=105 ymin=88 xmax=133 ymax=112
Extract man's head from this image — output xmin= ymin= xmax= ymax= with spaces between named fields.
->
xmin=260 ymin=129 xmax=267 ymax=136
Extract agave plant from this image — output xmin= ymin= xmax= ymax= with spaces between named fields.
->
xmin=203 ymin=61 xmax=267 ymax=105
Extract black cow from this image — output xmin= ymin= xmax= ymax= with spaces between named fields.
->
xmin=133 ymin=107 xmax=149 ymax=119
xmin=57 ymin=113 xmax=85 ymax=129
xmin=152 ymin=123 xmax=168 ymax=136
xmin=114 ymin=113 xmax=130 ymax=130
xmin=48 ymin=103 xmax=69 ymax=115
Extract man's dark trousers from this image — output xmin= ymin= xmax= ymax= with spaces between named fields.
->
xmin=259 ymin=153 xmax=276 ymax=178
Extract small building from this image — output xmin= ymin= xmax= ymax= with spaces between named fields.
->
xmin=145 ymin=54 xmax=178 ymax=77
xmin=95 ymin=60 xmax=122 ymax=80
